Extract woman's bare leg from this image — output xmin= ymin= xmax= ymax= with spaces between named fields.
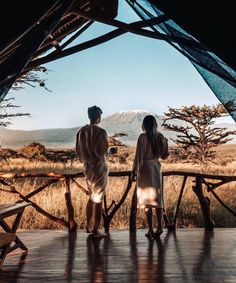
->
xmin=155 ymin=207 xmax=163 ymax=236
xmin=145 ymin=208 xmax=154 ymax=238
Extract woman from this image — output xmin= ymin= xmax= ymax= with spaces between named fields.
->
xmin=132 ymin=115 xmax=168 ymax=239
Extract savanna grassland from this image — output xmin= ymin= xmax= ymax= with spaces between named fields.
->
xmin=0 ymin=144 xmax=236 ymax=230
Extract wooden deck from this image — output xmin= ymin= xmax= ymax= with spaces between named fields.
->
xmin=0 ymin=229 xmax=236 ymax=282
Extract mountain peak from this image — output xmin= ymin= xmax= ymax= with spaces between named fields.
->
xmin=117 ymin=109 xmax=150 ymax=114
xmin=0 ymin=110 xmax=235 ymax=148
xmin=101 ymin=110 xmax=161 ymax=125
xmin=99 ymin=110 xmax=164 ymax=144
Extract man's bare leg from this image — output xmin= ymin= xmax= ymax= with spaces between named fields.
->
xmin=145 ymin=208 xmax=155 ymax=239
xmin=86 ymin=199 xmax=93 ymax=233
xmin=92 ymin=202 xmax=107 ymax=238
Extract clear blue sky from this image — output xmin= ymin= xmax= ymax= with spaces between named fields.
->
xmin=8 ymin=1 xmax=234 ymax=130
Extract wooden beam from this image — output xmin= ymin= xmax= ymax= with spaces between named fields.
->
xmin=24 ymin=15 xmax=203 ymax=72
xmin=72 ymin=9 xmax=203 ymax=48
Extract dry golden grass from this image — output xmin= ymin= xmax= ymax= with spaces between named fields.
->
xmin=0 ymin=145 xmax=236 ymax=230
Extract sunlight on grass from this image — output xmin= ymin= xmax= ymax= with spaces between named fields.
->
xmin=0 ymin=145 xmax=236 ymax=229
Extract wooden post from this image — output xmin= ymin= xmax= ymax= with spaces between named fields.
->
xmin=65 ymin=178 xmax=77 ymax=234
xmin=129 ymin=184 xmax=137 ymax=233
xmin=172 ymin=176 xmax=187 ymax=227
xmin=163 ymin=209 xmax=174 ymax=231
xmin=162 ymin=174 xmax=174 ymax=231
xmin=103 ymin=216 xmax=111 ymax=234
xmin=103 ymin=176 xmax=133 ymax=234
xmin=193 ymin=176 xmax=214 ymax=230
xmin=103 ymin=195 xmax=110 ymax=234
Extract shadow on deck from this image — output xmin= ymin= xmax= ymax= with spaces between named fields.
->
xmin=0 ymin=229 xmax=236 ymax=282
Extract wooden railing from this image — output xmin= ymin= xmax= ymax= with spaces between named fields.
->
xmin=0 ymin=171 xmax=235 ymax=233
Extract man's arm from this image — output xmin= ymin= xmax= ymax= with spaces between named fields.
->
xmin=95 ymin=129 xmax=109 ymax=158
xmin=101 ymin=130 xmax=109 ymax=156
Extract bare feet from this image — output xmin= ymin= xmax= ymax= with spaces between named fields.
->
xmin=0 ymin=232 xmax=15 ymax=247
xmin=154 ymin=228 xmax=163 ymax=238
xmin=86 ymin=226 xmax=92 ymax=234
xmin=145 ymin=230 xmax=155 ymax=239
xmin=90 ymin=230 xmax=107 ymax=239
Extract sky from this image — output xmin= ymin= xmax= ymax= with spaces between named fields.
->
xmin=8 ymin=1 xmax=235 ymax=130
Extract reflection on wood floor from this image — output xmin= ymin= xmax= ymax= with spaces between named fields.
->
xmin=0 ymin=229 xmax=236 ymax=282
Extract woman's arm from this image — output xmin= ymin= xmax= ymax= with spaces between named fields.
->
xmin=132 ymin=134 xmax=145 ymax=175
xmin=158 ymin=132 xmax=169 ymax=159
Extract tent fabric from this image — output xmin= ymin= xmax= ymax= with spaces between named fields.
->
xmin=127 ymin=0 xmax=236 ymax=121
xmin=0 ymin=0 xmax=119 ymax=101
xmin=147 ymin=1 xmax=236 ymax=73
xmin=0 ymin=0 xmax=236 ymax=122
xmin=0 ymin=0 xmax=75 ymax=101
xmin=0 ymin=0 xmax=59 ymax=54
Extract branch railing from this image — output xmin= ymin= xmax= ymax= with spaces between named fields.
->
xmin=0 ymin=171 xmax=235 ymax=233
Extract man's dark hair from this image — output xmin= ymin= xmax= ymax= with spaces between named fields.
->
xmin=88 ymin=105 xmax=103 ymax=122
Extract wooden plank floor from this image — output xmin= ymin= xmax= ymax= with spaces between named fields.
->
xmin=0 ymin=229 xmax=236 ymax=282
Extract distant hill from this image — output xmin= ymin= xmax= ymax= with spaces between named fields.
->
xmin=0 ymin=110 xmax=235 ymax=148
xmin=0 ymin=126 xmax=80 ymax=148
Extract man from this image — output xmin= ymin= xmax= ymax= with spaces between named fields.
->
xmin=76 ymin=106 xmax=109 ymax=238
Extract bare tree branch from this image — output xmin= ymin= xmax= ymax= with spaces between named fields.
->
xmin=0 ymin=98 xmax=30 ymax=127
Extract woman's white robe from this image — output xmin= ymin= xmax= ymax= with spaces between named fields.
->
xmin=133 ymin=133 xmax=167 ymax=209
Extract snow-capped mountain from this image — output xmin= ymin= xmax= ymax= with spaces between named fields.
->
xmin=0 ymin=110 xmax=235 ymax=148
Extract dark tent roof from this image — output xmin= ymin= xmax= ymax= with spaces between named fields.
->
xmin=150 ymin=1 xmax=236 ymax=72
xmin=128 ymin=0 xmax=236 ymax=120
xmin=0 ymin=0 xmax=118 ymax=99
xmin=0 ymin=0 xmax=236 ymax=121
xmin=1 ymin=1 xmax=58 ymax=53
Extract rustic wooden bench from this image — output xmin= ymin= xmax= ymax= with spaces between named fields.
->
xmin=0 ymin=202 xmax=30 ymax=267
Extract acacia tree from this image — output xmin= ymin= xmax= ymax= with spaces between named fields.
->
xmin=12 ymin=66 xmax=50 ymax=91
xmin=0 ymin=67 xmax=51 ymax=127
xmin=163 ymin=104 xmax=236 ymax=165
xmin=0 ymin=98 xmax=30 ymax=127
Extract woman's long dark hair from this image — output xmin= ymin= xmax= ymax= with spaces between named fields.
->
xmin=142 ymin=115 xmax=159 ymax=156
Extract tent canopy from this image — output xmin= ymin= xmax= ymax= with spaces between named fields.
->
xmin=151 ymin=1 xmax=236 ymax=72
xmin=1 ymin=0 xmax=236 ymax=120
